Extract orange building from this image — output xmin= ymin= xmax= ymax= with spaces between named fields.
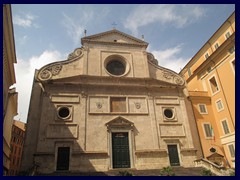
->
xmin=8 ymin=120 xmax=26 ymax=176
xmin=180 ymin=12 xmax=235 ymax=168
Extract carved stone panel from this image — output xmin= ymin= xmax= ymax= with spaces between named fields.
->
xmin=51 ymin=94 xmax=80 ymax=103
xmin=89 ymin=96 xmax=109 ymax=113
xmin=46 ymin=124 xmax=78 ymax=139
xmin=155 ymin=97 xmax=179 ymax=105
xmin=159 ymin=124 xmax=185 ymax=137
xmin=128 ymin=97 xmax=148 ymax=114
xmin=38 ymin=64 xmax=62 ymax=81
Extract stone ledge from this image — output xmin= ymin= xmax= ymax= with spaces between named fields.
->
xmin=72 ymin=151 xmax=108 ymax=156
xmin=135 ymin=149 xmax=167 ymax=155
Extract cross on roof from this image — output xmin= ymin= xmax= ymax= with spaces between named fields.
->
xmin=112 ymin=22 xmax=117 ymax=29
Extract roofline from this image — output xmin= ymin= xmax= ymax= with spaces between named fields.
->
xmin=81 ymin=29 xmax=149 ymax=46
xmin=179 ymin=11 xmax=235 ymax=75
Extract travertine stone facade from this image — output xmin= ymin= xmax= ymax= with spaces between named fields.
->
xmin=21 ymin=29 xmax=201 ymax=173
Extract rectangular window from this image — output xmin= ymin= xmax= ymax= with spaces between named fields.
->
xmin=199 ymin=104 xmax=207 ymax=114
xmin=214 ymin=43 xmax=219 ymax=50
xmin=187 ymin=67 xmax=192 ymax=77
xmin=110 ymin=97 xmax=126 ymax=112
xmin=216 ymin=99 xmax=224 ymax=111
xmin=229 ymin=46 xmax=235 ymax=54
xmin=221 ymin=120 xmax=230 ymax=135
xmin=228 ymin=144 xmax=235 ymax=158
xmin=225 ymin=31 xmax=231 ymax=39
xmin=203 ymin=123 xmax=213 ymax=138
xmin=209 ymin=76 xmax=219 ymax=94
xmin=205 ymin=53 xmax=209 ymax=59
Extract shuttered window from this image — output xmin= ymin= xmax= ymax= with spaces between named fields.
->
xmin=203 ymin=123 xmax=213 ymax=138
xmin=221 ymin=120 xmax=230 ymax=135
xmin=228 ymin=144 xmax=235 ymax=158
xmin=209 ymin=76 xmax=219 ymax=94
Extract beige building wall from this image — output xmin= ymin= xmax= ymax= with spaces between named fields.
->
xmin=3 ymin=4 xmax=18 ymax=175
xmin=180 ymin=12 xmax=235 ymax=168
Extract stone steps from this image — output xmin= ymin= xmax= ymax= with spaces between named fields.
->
xmin=36 ymin=166 xmax=214 ymax=176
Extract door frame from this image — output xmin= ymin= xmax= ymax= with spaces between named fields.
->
xmin=54 ymin=141 xmax=72 ymax=171
xmin=109 ymin=129 xmax=134 ymax=169
xmin=167 ymin=143 xmax=181 ymax=166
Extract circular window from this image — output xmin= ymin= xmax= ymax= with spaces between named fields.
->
xmin=164 ymin=109 xmax=174 ymax=119
xmin=58 ymin=107 xmax=70 ymax=119
xmin=106 ymin=60 xmax=125 ymax=76
xmin=210 ymin=147 xmax=216 ymax=153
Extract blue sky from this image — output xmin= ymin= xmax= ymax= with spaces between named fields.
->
xmin=11 ymin=4 xmax=235 ymax=122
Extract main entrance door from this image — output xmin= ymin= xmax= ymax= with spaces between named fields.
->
xmin=112 ymin=132 xmax=130 ymax=168
xmin=56 ymin=147 xmax=70 ymax=170
xmin=167 ymin=145 xmax=180 ymax=166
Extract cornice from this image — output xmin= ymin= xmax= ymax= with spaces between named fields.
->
xmin=81 ymin=29 xmax=148 ymax=45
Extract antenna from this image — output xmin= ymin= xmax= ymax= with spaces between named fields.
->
xmin=142 ymin=35 xmax=144 ymax=41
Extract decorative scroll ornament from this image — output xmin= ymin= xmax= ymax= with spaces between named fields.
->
xmin=39 ymin=64 xmax=62 ymax=81
xmin=134 ymin=102 xmax=141 ymax=109
xmin=147 ymin=52 xmax=158 ymax=66
xmin=96 ymin=102 xmax=102 ymax=109
xmin=174 ymin=76 xmax=184 ymax=85
xmin=163 ymin=71 xmax=175 ymax=80
xmin=67 ymin=48 xmax=83 ymax=60
xmin=162 ymin=71 xmax=184 ymax=86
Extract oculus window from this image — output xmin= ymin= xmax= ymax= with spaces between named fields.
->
xmin=106 ymin=60 xmax=125 ymax=76
xmin=57 ymin=106 xmax=72 ymax=120
xmin=104 ymin=55 xmax=130 ymax=77
xmin=164 ymin=109 xmax=174 ymax=119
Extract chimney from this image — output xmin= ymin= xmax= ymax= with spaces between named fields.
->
xmin=84 ymin=29 xmax=87 ymax=37
xmin=142 ymin=35 xmax=144 ymax=41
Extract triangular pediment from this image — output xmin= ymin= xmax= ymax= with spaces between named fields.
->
xmin=106 ymin=116 xmax=134 ymax=128
xmin=207 ymin=152 xmax=224 ymax=159
xmin=81 ymin=29 xmax=148 ymax=47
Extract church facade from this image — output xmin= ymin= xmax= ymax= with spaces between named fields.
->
xmin=21 ymin=29 xmax=201 ymax=173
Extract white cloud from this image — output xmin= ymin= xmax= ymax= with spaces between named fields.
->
xmin=62 ymin=13 xmax=85 ymax=45
xmin=13 ymin=13 xmax=39 ymax=28
xmin=14 ymin=50 xmax=64 ymax=122
xmin=62 ymin=13 xmax=86 ymax=45
xmin=124 ymin=4 xmax=205 ymax=35
xmin=151 ymin=45 xmax=190 ymax=73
